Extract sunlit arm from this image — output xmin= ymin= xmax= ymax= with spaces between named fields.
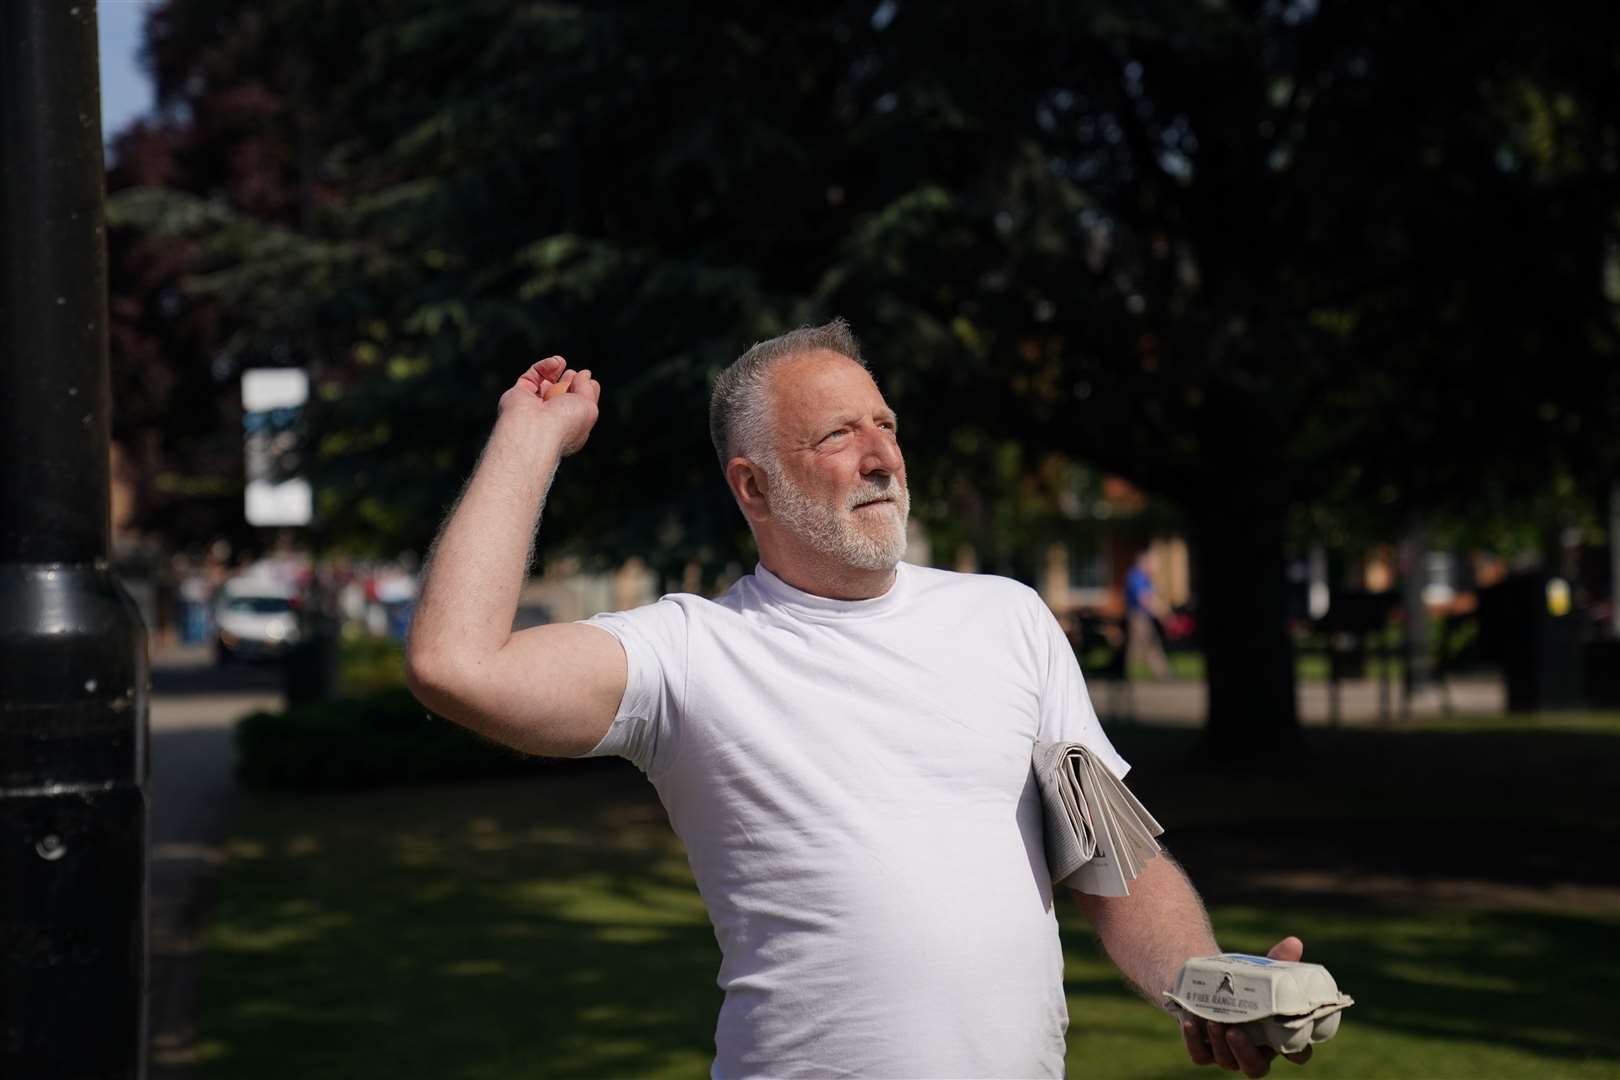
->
xmin=1071 ymin=851 xmax=1220 ymax=1007
xmin=404 ymin=361 xmax=626 ymax=757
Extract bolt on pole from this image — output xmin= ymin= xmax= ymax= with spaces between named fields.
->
xmin=1 ymin=1 xmax=151 ymax=1076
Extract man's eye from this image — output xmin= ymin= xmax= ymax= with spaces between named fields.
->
xmin=821 ymin=429 xmax=848 ymax=443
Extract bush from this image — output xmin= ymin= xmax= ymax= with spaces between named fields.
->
xmin=235 ymin=688 xmax=569 ymax=790
xmin=336 ymin=634 xmax=409 ymax=694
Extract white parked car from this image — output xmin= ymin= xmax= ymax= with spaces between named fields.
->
xmin=214 ymin=576 xmax=302 ymax=664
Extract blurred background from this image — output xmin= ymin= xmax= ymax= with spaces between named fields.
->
xmin=80 ymin=1 xmax=1620 ymax=1077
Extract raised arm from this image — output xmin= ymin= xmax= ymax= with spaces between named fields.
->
xmin=404 ymin=357 xmax=627 ymax=757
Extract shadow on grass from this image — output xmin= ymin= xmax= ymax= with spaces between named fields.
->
xmin=1069 ymin=905 xmax=1620 ymax=1065
xmin=198 ymin=761 xmax=722 ymax=1080
xmin=1104 ymin=720 xmax=1620 ymax=838
xmin=1063 ymin=720 xmax=1620 ymax=1074
xmin=197 ymin=720 xmax=1620 ymax=1078
xmin=1289 ymin=906 xmax=1619 ymax=1063
xmin=151 ymin=654 xmax=284 ymax=697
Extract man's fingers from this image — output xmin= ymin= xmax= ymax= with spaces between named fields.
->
xmin=505 ymin=357 xmax=597 ymax=417
xmin=1184 ymin=1015 xmax=1310 ymax=1075
xmin=1224 ymin=1024 xmax=1277 ymax=1078
xmin=552 ymin=368 xmax=600 ymax=404
xmin=1181 ymin=1020 xmax=1216 ymax=1067
xmin=1206 ymin=1023 xmax=1240 ymax=1071
xmin=1266 ymin=936 xmax=1304 ymax=962
xmin=515 ymin=356 xmax=567 ymax=395
xmin=543 ymin=372 xmax=576 ymax=401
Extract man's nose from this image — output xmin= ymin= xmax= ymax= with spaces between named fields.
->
xmin=859 ymin=426 xmax=903 ymax=476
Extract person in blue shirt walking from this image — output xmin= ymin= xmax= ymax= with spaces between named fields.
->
xmin=1125 ymin=547 xmax=1171 ymax=679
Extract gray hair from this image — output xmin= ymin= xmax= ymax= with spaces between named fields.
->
xmin=708 ymin=318 xmax=867 ymax=470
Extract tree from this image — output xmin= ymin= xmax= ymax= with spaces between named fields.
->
xmin=103 ymin=0 xmax=345 ymax=556
xmin=816 ymin=1 xmax=1620 ymax=753
xmin=114 ymin=0 xmax=1620 ymax=754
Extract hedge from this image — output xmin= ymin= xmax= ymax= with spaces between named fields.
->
xmin=234 ymin=687 xmax=583 ymax=790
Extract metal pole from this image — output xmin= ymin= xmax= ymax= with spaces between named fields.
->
xmin=1611 ymin=481 xmax=1620 ymax=638
xmin=1 ymin=2 xmax=150 ymax=1076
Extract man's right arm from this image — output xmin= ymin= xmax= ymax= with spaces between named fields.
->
xmin=404 ymin=357 xmax=628 ymax=758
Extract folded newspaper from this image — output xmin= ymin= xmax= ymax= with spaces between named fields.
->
xmin=1031 ymin=740 xmax=1165 ymax=897
xmin=1164 ymin=954 xmax=1354 ymax=1054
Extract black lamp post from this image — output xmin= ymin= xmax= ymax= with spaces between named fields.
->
xmin=1 ymin=2 xmax=150 ymax=1075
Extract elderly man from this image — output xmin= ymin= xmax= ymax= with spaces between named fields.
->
xmin=406 ymin=321 xmax=1310 ymax=1079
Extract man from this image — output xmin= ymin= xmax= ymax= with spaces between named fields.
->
xmin=406 ymin=320 xmax=1311 ymax=1078
xmin=1125 ymin=548 xmax=1173 ymax=679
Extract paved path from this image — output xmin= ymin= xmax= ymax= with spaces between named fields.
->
xmin=1091 ymin=673 xmax=1504 ymax=728
xmin=145 ymin=645 xmax=282 ymax=1076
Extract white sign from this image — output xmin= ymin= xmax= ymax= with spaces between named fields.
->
xmin=242 ymin=368 xmax=312 ymax=527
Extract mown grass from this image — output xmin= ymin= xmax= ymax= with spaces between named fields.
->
xmin=1109 ymin=650 xmax=1418 ymax=684
xmin=195 ymin=718 xmax=1620 ymax=1079
xmin=352 ymin=630 xmax=1426 ymax=692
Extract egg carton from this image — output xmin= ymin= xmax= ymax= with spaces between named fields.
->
xmin=1165 ymin=954 xmax=1354 ymax=1055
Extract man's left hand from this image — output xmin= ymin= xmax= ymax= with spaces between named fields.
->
xmin=1179 ymin=936 xmax=1314 ymax=1079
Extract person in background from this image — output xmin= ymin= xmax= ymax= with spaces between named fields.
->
xmin=1125 ymin=547 xmax=1173 ymax=679
xmin=177 ymin=555 xmax=213 ymax=645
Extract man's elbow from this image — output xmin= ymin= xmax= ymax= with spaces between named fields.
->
xmin=403 ymin=641 xmax=466 ymax=714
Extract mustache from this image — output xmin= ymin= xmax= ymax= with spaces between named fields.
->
xmin=848 ymin=478 xmax=905 ymax=510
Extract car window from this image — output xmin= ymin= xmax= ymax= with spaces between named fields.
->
xmin=223 ymin=596 xmax=292 ymax=615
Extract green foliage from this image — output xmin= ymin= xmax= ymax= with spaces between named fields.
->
xmin=111 ymin=0 xmax=1620 ymax=738
xmin=334 ymin=634 xmax=408 ymax=695
xmin=113 ymin=2 xmax=1620 ymax=550
xmin=234 ymin=687 xmax=567 ymax=790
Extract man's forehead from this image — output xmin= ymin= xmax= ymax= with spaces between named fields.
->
xmin=770 ymin=351 xmax=891 ymax=427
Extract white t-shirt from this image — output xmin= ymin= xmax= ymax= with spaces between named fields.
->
xmin=582 ymin=561 xmax=1127 ymax=1079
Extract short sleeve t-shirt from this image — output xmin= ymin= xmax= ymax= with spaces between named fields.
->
xmin=581 ymin=561 xmax=1127 ymax=1079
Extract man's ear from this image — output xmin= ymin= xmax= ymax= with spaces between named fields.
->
xmin=726 ymin=457 xmax=770 ymax=522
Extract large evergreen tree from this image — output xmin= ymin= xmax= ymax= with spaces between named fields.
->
xmin=112 ymin=0 xmax=1620 ymax=753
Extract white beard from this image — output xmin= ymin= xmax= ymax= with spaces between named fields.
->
xmin=763 ymin=459 xmax=910 ymax=572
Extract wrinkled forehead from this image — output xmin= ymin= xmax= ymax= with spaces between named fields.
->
xmin=767 ymin=350 xmax=890 ymax=440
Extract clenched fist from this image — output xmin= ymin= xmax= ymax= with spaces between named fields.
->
xmin=498 ymin=355 xmax=602 ymax=456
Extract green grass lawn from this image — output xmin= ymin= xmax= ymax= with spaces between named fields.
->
xmin=1077 ymin=617 xmax=1429 ymax=683
xmin=196 ymin=719 xmax=1620 ymax=1078
xmin=352 ymin=633 xmax=1423 ymax=693
xmin=1079 ymin=646 xmax=1415 ymax=685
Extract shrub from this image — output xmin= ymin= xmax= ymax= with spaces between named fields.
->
xmin=235 ymin=688 xmax=574 ymax=790
xmin=336 ymin=634 xmax=409 ymax=694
